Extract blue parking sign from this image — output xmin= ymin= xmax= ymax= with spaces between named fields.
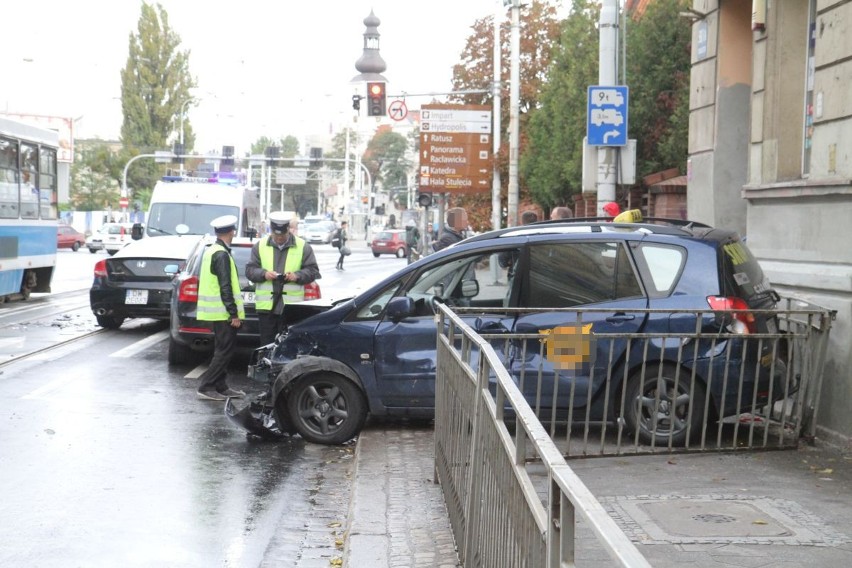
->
xmin=587 ymin=86 xmax=628 ymax=146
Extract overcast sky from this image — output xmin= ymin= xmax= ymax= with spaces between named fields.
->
xmin=1 ymin=0 xmax=509 ymax=154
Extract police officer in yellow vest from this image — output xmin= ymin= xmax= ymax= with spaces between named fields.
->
xmin=245 ymin=211 xmax=320 ymax=346
xmin=196 ymin=215 xmax=246 ymax=401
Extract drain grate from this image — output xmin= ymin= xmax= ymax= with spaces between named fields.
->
xmin=601 ymin=494 xmax=852 ymax=546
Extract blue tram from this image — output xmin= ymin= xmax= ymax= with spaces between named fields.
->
xmin=0 ymin=117 xmax=60 ymax=301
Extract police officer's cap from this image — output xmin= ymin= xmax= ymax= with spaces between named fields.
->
xmin=268 ymin=211 xmax=291 ymax=234
xmin=210 ymin=214 xmax=238 ymax=234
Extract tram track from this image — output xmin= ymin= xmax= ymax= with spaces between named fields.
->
xmin=0 ymin=288 xmax=106 ymax=369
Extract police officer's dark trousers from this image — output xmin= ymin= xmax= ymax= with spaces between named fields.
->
xmin=197 ymin=320 xmax=237 ymax=393
xmin=257 ymin=311 xmax=284 ymax=347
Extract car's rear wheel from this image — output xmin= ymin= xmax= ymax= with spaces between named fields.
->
xmin=396 ymin=247 xmax=406 ymax=258
xmin=88 ymin=247 xmax=97 ymax=254
xmin=286 ymin=373 xmax=367 ymax=444
xmin=372 ymin=252 xmax=380 ymax=258
xmin=96 ymin=315 xmax=124 ymax=329
xmin=623 ymin=364 xmax=706 ymax=447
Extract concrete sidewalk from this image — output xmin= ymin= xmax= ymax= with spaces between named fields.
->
xmin=345 ymin=421 xmax=852 ymax=567
xmin=345 ymin=422 xmax=460 ymax=567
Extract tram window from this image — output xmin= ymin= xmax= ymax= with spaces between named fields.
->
xmin=20 ymin=144 xmax=38 ymax=219
xmin=39 ymin=147 xmax=57 ymax=219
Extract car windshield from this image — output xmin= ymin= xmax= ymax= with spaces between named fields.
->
xmin=146 ymin=203 xmax=239 ymax=236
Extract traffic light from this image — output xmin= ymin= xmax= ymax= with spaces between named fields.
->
xmin=172 ymin=143 xmax=184 ymax=165
xmin=352 ymin=95 xmax=361 ymax=112
xmin=366 ymin=82 xmax=386 ymax=117
xmin=417 ymin=192 xmax=433 ymax=208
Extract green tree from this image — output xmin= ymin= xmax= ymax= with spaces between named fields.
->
xmin=363 ymin=127 xmax=413 ymax=211
xmin=626 ymin=0 xmax=691 ymax=177
xmin=119 ymin=2 xmax=195 ymax=200
xmin=324 ymin=128 xmax=361 ymax=172
xmin=250 ymin=135 xmax=300 ymax=158
xmin=71 ymin=145 xmax=122 ymax=211
xmin=521 ymin=0 xmax=599 ymax=211
xmin=450 ymin=1 xmax=561 ymax=229
xmin=521 ymin=0 xmax=692 ymax=213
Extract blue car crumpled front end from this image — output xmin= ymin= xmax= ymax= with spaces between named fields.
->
xmin=226 ymin=327 xmax=324 ymax=438
xmin=225 ymin=342 xmax=288 ymax=438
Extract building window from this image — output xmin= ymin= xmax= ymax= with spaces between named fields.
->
xmin=802 ymin=0 xmax=816 ymax=176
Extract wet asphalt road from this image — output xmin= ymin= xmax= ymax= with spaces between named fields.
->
xmin=0 ymin=243 xmax=404 ymax=567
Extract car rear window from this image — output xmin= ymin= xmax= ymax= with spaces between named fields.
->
xmin=635 ymin=243 xmax=686 ymax=296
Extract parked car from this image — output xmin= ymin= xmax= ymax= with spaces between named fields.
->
xmin=371 ymin=229 xmax=407 ymax=258
xmin=167 ymin=236 xmax=322 ymax=365
xmin=303 ymin=221 xmax=337 ymax=245
xmin=228 ymin=217 xmax=786 ymax=445
xmin=86 ymin=222 xmax=137 ymax=255
xmin=89 ymin=235 xmax=203 ymax=329
xmin=57 ymin=225 xmax=86 ymax=251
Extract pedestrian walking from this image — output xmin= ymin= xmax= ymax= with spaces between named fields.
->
xmin=335 ymin=221 xmax=349 ymax=270
xmin=245 ymin=211 xmax=320 ymax=347
xmin=196 ymin=215 xmax=247 ymax=401
xmin=405 ymin=219 xmax=421 ymax=264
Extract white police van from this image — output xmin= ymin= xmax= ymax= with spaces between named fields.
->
xmin=145 ymin=172 xmax=261 ymax=239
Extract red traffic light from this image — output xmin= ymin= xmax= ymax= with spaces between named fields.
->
xmin=366 ymin=81 xmax=387 ymax=117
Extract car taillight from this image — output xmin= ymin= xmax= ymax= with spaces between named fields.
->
xmin=179 ymin=276 xmax=199 ymax=303
xmin=304 ymin=281 xmax=321 ymax=300
xmin=707 ymin=296 xmax=756 ymax=334
xmin=94 ymin=259 xmax=108 ymax=278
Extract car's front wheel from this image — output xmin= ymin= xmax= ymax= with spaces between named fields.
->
xmin=286 ymin=373 xmax=367 ymax=444
xmin=96 ymin=315 xmax=124 ymax=329
xmin=88 ymin=247 xmax=97 ymax=254
xmin=396 ymin=247 xmax=406 ymax=258
xmin=71 ymin=242 xmax=80 ymax=252
xmin=623 ymin=364 xmax=706 ymax=447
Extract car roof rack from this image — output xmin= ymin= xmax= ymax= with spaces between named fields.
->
xmin=464 ymin=216 xmax=713 ymax=244
xmin=550 ymin=216 xmax=711 ymax=229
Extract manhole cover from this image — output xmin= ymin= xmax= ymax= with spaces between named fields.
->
xmin=601 ymin=494 xmax=852 ymax=546
xmin=637 ymin=500 xmax=791 ymax=537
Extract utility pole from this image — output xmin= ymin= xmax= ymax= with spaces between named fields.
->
xmin=507 ymin=0 xmax=520 ymax=227
xmin=597 ymin=0 xmax=619 ymax=214
xmin=492 ymin=2 xmax=504 ymax=284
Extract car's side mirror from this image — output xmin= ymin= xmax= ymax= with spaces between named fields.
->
xmin=386 ymin=296 xmax=415 ymax=323
xmin=460 ymin=278 xmax=479 ymax=298
xmin=131 ymin=223 xmax=144 ymax=240
xmin=164 ymin=263 xmax=180 ymax=275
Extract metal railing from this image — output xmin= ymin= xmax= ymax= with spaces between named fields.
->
xmin=433 ymin=299 xmax=834 ymax=566
xmin=434 ymin=305 xmax=651 ymax=567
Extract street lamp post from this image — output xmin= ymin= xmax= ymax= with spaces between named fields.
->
xmin=178 ymin=99 xmax=193 ymax=175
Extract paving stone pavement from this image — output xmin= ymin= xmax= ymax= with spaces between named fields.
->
xmin=343 ymin=421 xmax=852 ymax=567
xmin=345 ymin=421 xmax=461 ymax=568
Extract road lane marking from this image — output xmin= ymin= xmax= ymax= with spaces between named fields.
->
xmin=185 ymin=365 xmax=207 ymax=379
xmin=109 ymin=330 xmax=169 ymax=358
xmin=22 ymin=374 xmax=79 ymax=399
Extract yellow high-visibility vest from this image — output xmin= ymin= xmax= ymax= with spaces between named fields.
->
xmin=254 ymin=236 xmax=306 ymax=311
xmin=197 ymin=243 xmax=245 ymax=321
